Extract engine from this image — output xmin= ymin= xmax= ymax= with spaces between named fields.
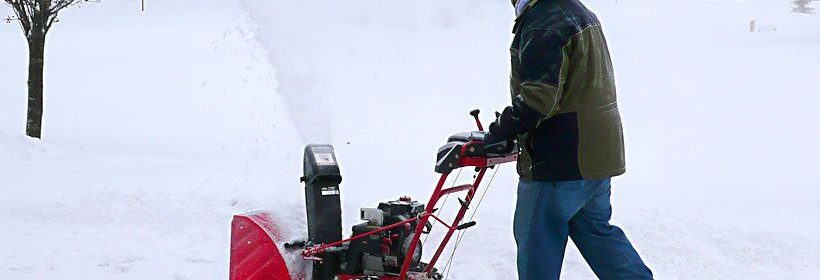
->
xmin=346 ymin=198 xmax=425 ymax=275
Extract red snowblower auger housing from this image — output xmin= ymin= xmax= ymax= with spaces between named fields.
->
xmin=229 ymin=110 xmax=518 ymax=280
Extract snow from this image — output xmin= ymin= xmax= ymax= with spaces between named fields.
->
xmin=1 ymin=1 xmax=303 ymax=279
xmin=1 ymin=0 xmax=818 ymax=279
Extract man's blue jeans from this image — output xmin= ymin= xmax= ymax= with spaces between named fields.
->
xmin=514 ymin=178 xmax=653 ymax=280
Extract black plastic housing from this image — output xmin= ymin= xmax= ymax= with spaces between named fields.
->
xmin=303 ymin=144 xmax=344 ymax=280
xmin=303 ymin=144 xmax=343 ymax=244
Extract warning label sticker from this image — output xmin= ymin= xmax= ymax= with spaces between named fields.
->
xmin=322 ymin=186 xmax=339 ymax=195
xmin=314 ymin=153 xmax=336 ymax=166
xmin=321 ymin=186 xmax=340 ymax=196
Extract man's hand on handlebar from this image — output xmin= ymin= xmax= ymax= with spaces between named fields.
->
xmin=482 ymin=107 xmax=519 ymax=155
xmin=483 ymin=132 xmax=516 ymax=155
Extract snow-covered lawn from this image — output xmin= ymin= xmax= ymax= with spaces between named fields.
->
xmin=1 ymin=1 xmax=302 ymax=279
xmin=1 ymin=0 xmax=818 ymax=279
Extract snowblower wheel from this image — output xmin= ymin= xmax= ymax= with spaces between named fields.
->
xmin=401 ymin=232 xmax=423 ymax=269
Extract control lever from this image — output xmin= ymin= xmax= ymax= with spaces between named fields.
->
xmin=423 ymin=221 xmax=433 ymax=234
xmin=469 ymin=109 xmax=483 ymax=131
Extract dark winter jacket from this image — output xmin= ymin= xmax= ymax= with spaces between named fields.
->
xmin=510 ymin=0 xmax=625 ymax=181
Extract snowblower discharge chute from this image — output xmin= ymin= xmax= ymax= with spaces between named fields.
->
xmin=229 ymin=110 xmax=519 ymax=280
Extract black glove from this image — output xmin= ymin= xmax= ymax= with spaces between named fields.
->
xmin=482 ymin=107 xmax=518 ymax=155
xmin=482 ymin=133 xmax=515 ymax=155
xmin=482 ymin=96 xmax=546 ymax=155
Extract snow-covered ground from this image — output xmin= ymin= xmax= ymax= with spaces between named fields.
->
xmin=1 ymin=0 xmax=818 ymax=279
xmin=1 ymin=1 xmax=303 ymax=279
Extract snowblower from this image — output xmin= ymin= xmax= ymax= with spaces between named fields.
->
xmin=229 ymin=110 xmax=518 ymax=280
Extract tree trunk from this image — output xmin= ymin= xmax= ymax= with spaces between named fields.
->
xmin=26 ymin=34 xmax=45 ymax=139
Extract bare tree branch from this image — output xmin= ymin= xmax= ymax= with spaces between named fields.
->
xmin=5 ymin=0 xmax=33 ymax=37
xmin=45 ymin=0 xmax=80 ymax=33
xmin=50 ymin=0 xmax=78 ymax=14
xmin=6 ymin=0 xmax=88 ymax=38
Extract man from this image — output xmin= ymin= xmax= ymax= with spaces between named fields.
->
xmin=481 ymin=0 xmax=654 ymax=279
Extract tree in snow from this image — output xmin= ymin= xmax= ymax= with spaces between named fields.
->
xmin=3 ymin=0 xmax=88 ymax=139
xmin=792 ymin=0 xmax=815 ymax=14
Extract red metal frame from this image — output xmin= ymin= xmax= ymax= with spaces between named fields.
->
xmin=302 ymin=215 xmax=424 ymax=257
xmin=300 ymin=117 xmax=518 ymax=280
